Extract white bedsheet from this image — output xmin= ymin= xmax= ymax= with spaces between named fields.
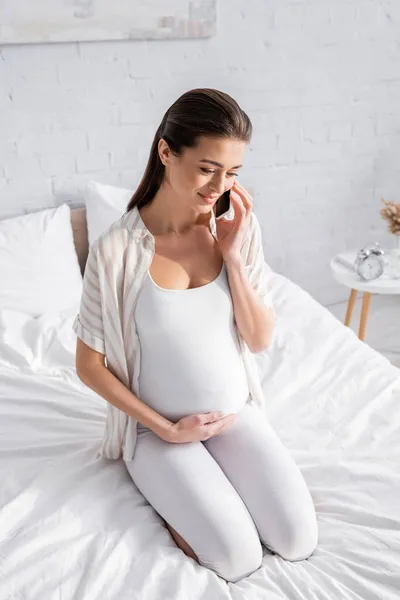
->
xmin=0 ymin=272 xmax=399 ymax=600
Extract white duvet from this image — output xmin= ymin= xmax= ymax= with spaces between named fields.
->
xmin=0 ymin=272 xmax=399 ymax=600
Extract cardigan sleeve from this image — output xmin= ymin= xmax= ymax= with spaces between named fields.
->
xmin=72 ymin=243 xmax=106 ymax=355
xmin=244 ymin=212 xmax=275 ymax=315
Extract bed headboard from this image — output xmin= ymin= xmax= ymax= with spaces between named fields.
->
xmin=70 ymin=207 xmax=89 ymax=275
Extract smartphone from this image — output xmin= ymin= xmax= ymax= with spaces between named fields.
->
xmin=215 ymin=190 xmax=231 ymax=219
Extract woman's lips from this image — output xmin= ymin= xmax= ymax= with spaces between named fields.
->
xmin=198 ymin=192 xmax=219 ymax=204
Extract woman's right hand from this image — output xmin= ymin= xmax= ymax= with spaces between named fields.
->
xmin=161 ymin=411 xmax=237 ymax=443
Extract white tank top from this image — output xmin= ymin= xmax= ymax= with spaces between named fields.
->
xmin=135 ymin=262 xmax=250 ymax=422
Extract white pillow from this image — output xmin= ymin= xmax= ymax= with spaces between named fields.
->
xmin=0 ymin=305 xmax=78 ymax=373
xmin=0 ymin=203 xmax=83 ymax=317
xmin=85 ymin=181 xmax=133 ymax=247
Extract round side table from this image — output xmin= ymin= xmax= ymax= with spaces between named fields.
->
xmin=330 ymin=254 xmax=400 ymax=341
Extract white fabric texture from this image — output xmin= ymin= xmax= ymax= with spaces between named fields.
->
xmin=0 ymin=203 xmax=82 ymax=317
xmin=0 ymin=273 xmax=399 ymax=598
xmin=85 ymin=180 xmax=132 ymax=246
xmin=126 ymin=403 xmax=318 ymax=583
xmin=72 ymin=205 xmax=274 ymax=461
xmin=135 ymin=262 xmax=249 ymax=421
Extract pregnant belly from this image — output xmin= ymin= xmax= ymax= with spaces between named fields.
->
xmin=141 ymin=388 xmax=250 ymax=422
xmin=138 ymin=358 xmax=250 ymax=422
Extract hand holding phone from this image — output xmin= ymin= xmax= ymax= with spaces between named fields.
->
xmin=213 ymin=180 xmax=253 ymax=261
xmin=215 ymin=190 xmax=232 ymax=219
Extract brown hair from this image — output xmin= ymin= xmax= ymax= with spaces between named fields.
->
xmin=125 ymin=88 xmax=252 ymax=213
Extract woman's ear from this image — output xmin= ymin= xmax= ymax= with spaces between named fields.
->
xmin=158 ymin=138 xmax=171 ymax=166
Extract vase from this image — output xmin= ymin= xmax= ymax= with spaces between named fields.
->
xmin=384 ymin=235 xmax=400 ymax=279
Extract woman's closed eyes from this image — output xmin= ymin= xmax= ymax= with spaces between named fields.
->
xmin=200 ymin=167 xmax=239 ymax=178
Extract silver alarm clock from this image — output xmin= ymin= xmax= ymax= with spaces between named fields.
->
xmin=354 ymin=242 xmax=385 ymax=281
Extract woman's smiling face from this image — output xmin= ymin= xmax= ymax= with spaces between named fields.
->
xmin=158 ymin=135 xmax=247 ymax=213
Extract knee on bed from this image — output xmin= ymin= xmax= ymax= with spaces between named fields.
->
xmin=215 ymin=540 xmax=263 ymax=583
xmin=200 ymin=525 xmax=263 ymax=583
xmin=273 ymin=511 xmax=318 ymax=562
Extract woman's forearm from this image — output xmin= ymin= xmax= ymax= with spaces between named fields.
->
xmin=225 ymin=256 xmax=274 ymax=353
xmin=78 ymin=364 xmax=173 ymax=437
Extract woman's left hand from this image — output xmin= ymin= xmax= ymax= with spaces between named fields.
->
xmin=215 ymin=179 xmax=253 ymax=262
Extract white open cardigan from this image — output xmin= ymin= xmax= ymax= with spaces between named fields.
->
xmin=72 ymin=204 xmax=274 ymax=461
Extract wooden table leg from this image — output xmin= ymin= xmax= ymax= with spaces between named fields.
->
xmin=345 ymin=289 xmax=358 ymax=327
xmin=358 ymin=292 xmax=372 ymax=341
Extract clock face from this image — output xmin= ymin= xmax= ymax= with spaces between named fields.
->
xmin=358 ymin=256 xmax=384 ymax=280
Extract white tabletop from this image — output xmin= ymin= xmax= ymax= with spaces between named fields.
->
xmin=330 ymin=254 xmax=400 ymax=295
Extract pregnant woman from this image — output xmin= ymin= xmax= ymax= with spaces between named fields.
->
xmin=73 ymin=88 xmax=318 ymax=583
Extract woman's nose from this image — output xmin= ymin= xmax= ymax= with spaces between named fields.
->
xmin=209 ymin=176 xmax=225 ymax=195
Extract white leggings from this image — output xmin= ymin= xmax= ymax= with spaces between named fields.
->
xmin=125 ymin=403 xmax=318 ymax=583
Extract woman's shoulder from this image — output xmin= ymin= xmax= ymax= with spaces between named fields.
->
xmin=90 ymin=209 xmax=139 ymax=262
xmin=239 ymin=210 xmax=264 ymax=267
xmin=248 ymin=210 xmax=261 ymax=231
xmin=242 ymin=210 xmax=262 ymax=244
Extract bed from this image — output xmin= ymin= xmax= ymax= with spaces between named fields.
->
xmin=0 ymin=207 xmax=399 ymax=600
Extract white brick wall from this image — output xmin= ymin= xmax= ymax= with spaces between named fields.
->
xmin=1 ymin=0 xmax=400 ymax=305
